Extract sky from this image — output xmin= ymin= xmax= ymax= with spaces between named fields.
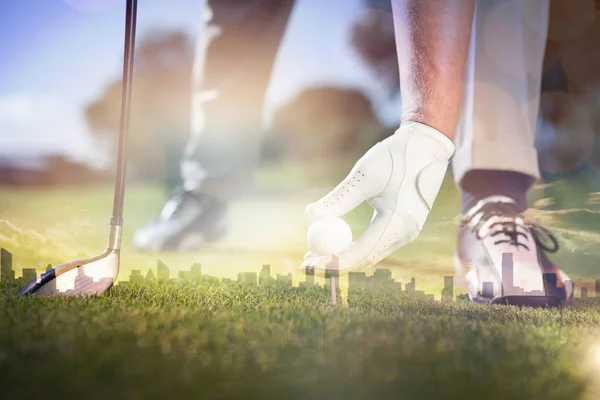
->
xmin=0 ymin=0 xmax=400 ymax=168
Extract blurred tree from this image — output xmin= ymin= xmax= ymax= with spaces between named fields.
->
xmin=85 ymin=30 xmax=194 ymax=192
xmin=552 ymin=5 xmax=600 ymax=170
xmin=266 ymin=87 xmax=387 ymax=161
xmin=349 ymin=8 xmax=399 ymax=95
xmin=556 ymin=11 xmax=600 ymax=90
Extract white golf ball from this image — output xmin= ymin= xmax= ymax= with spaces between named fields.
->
xmin=306 ymin=216 xmax=353 ymax=255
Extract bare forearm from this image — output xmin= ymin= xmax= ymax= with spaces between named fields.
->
xmin=392 ymin=0 xmax=475 ymax=139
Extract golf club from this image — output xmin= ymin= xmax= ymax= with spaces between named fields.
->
xmin=18 ymin=0 xmax=138 ymax=296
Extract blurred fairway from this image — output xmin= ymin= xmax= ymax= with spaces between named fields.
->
xmin=1 ymin=278 xmax=600 ymax=399
xmin=1 ymin=160 xmax=600 ymax=295
xmin=0 ymin=160 xmax=466 ymax=296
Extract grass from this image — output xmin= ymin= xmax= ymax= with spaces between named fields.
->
xmin=2 ymin=164 xmax=600 ymax=398
xmin=1 ymin=278 xmax=600 ymax=399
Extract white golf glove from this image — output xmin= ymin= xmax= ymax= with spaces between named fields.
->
xmin=301 ymin=122 xmax=455 ymax=273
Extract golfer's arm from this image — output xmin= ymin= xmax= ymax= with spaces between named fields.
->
xmin=392 ymin=0 xmax=475 ymax=140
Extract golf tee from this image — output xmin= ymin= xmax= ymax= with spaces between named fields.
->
xmin=331 ymin=276 xmax=337 ymax=305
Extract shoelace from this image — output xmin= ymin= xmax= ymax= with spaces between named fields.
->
xmin=462 ymin=202 xmax=559 ymax=253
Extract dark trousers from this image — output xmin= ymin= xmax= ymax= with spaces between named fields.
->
xmin=180 ymin=0 xmax=393 ymax=199
xmin=181 ymin=0 xmax=295 ymax=199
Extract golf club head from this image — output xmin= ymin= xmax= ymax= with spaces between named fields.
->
xmin=18 ymin=249 xmax=120 ymax=296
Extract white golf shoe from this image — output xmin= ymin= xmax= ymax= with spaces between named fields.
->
xmin=455 ymin=196 xmax=573 ymax=307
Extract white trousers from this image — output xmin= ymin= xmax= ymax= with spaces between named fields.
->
xmin=453 ymin=0 xmax=549 ymax=183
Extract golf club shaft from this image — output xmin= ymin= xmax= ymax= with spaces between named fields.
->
xmin=109 ymin=0 xmax=137 ymax=248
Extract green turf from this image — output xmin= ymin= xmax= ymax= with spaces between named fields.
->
xmin=1 ymin=279 xmax=600 ymax=399
xmin=3 ymin=165 xmax=600 ymax=398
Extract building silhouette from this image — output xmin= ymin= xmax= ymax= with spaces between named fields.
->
xmin=502 ymin=253 xmax=514 ymax=296
xmin=157 ymin=260 xmax=169 ymax=281
xmin=178 ymin=270 xmax=191 ymax=282
xmin=482 ymin=282 xmax=494 ymax=298
xmin=145 ymin=269 xmax=156 ymax=282
xmin=0 ymin=246 xmax=596 ymax=305
xmin=373 ymin=269 xmax=393 ymax=286
xmin=130 ymin=270 xmax=143 ymax=284
xmin=191 ymin=264 xmax=202 ymax=281
xmin=300 ymin=266 xmax=315 ymax=287
xmin=237 ymin=272 xmax=257 ymax=286
xmin=1 ymin=248 xmax=14 ymax=282
xmin=499 ymin=252 xmax=559 ymax=298
xmin=348 ymin=272 xmax=367 ymax=290
xmin=22 ymin=268 xmax=36 ymax=284
xmin=276 ymin=273 xmax=293 ymax=287
xmin=442 ymin=276 xmax=454 ymax=302
xmin=260 ymin=265 xmax=274 ymax=286
xmin=394 ymin=281 xmax=403 ymax=292
xmin=405 ymin=278 xmax=416 ymax=294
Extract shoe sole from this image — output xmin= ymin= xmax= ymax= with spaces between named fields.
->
xmin=162 ymin=215 xmax=229 ymax=252
xmin=169 ymin=225 xmax=228 ymax=252
xmin=490 ymin=295 xmax=563 ymax=308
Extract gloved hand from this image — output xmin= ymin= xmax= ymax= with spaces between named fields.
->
xmin=301 ymin=121 xmax=455 ymax=274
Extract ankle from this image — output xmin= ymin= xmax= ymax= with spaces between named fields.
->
xmin=460 ymin=170 xmax=535 ymax=214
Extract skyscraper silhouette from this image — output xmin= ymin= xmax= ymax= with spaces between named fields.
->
xmin=405 ymin=278 xmax=416 ymax=294
xmin=301 ymin=266 xmax=315 ymax=287
xmin=243 ymin=272 xmax=257 ymax=286
xmin=373 ymin=269 xmax=392 ymax=286
xmin=22 ymin=268 xmax=36 ymax=283
xmin=442 ymin=276 xmax=454 ymax=302
xmin=191 ymin=264 xmax=202 ymax=281
xmin=482 ymin=282 xmax=494 ymax=298
xmin=157 ymin=260 xmax=169 ymax=281
xmin=1 ymin=248 xmax=14 ymax=282
xmin=502 ymin=253 xmax=514 ymax=296
xmin=259 ymin=265 xmax=273 ymax=286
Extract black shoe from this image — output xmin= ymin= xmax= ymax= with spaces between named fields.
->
xmin=133 ymin=188 xmax=228 ymax=252
xmin=455 ymin=196 xmax=573 ymax=307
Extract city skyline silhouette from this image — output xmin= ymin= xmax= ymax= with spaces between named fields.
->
xmin=482 ymin=252 xmax=573 ymax=300
xmin=0 ymin=247 xmax=596 ymax=302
